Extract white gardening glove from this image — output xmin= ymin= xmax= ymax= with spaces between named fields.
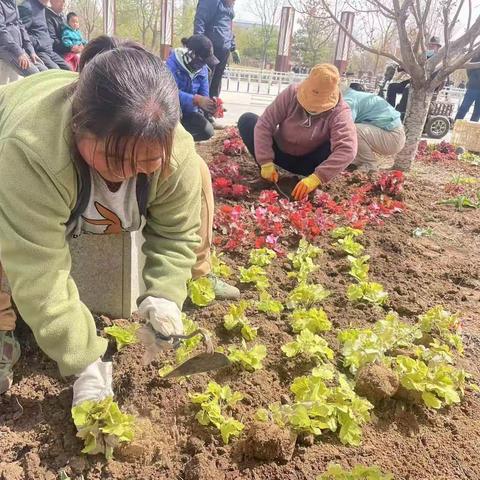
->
xmin=72 ymin=358 xmax=113 ymax=407
xmin=137 ymin=297 xmax=184 ymax=364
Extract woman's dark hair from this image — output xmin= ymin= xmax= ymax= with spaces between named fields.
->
xmin=67 ymin=11 xmax=77 ymax=23
xmin=79 ymin=35 xmax=144 ymax=72
xmin=349 ymin=82 xmax=366 ymax=92
xmin=72 ymin=36 xmax=180 ymax=177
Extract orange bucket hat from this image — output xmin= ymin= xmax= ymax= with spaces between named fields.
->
xmin=297 ymin=64 xmax=340 ymax=114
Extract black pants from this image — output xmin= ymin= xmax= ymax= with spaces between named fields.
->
xmin=387 ymin=80 xmax=409 ymax=107
xmin=0 ymin=49 xmax=47 ymax=76
xmin=181 ymin=111 xmax=215 ymax=142
xmin=238 ymin=112 xmax=331 ymax=176
xmin=209 ymin=46 xmax=229 ymax=98
xmin=37 ymin=50 xmax=71 ymax=70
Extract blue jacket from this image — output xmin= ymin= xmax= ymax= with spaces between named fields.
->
xmin=61 ymin=24 xmax=86 ymax=48
xmin=193 ymin=0 xmax=235 ymax=51
xmin=166 ymin=49 xmax=210 ymax=115
xmin=343 ymin=88 xmax=402 ymax=131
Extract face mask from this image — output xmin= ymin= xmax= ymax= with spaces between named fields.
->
xmin=426 ymin=50 xmax=435 ymax=59
xmin=183 ymin=50 xmax=206 ymax=73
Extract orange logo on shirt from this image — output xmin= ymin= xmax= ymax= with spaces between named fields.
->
xmin=83 ymin=202 xmax=123 ymax=234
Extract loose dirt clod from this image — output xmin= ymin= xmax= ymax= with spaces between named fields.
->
xmin=184 ymin=453 xmax=225 ymax=480
xmin=355 ymin=363 xmax=400 ymax=402
xmin=0 ymin=462 xmax=24 ymax=480
xmin=243 ymin=422 xmax=296 ymax=463
xmin=115 ymin=417 xmax=164 ymax=465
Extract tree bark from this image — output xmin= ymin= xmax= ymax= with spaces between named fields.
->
xmin=393 ymin=86 xmax=433 ymax=171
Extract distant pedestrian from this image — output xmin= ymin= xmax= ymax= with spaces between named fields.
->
xmin=458 ymin=80 xmax=466 ymax=89
xmin=194 ymin=0 xmax=240 ymax=99
xmin=455 ymin=55 xmax=480 ymax=123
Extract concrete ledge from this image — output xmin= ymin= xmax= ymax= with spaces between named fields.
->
xmin=0 ymin=60 xmax=22 ymax=85
xmin=70 ymin=232 xmax=146 ymax=318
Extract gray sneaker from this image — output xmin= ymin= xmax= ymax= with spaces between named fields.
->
xmin=207 ymin=274 xmax=240 ymax=300
xmin=0 ymin=331 xmax=21 ymax=394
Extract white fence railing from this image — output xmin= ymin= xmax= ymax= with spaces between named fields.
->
xmin=221 ymin=68 xmax=466 ymax=105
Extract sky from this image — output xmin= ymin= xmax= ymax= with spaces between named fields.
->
xmin=234 ymin=0 xmax=480 ymax=33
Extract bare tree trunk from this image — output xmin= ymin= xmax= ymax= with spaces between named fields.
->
xmin=393 ymin=86 xmax=433 ymax=171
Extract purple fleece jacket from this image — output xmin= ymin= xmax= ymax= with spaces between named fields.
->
xmin=254 ymin=84 xmax=358 ymax=183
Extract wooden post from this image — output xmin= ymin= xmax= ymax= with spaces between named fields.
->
xmin=333 ymin=11 xmax=355 ymax=75
xmin=275 ymin=6 xmax=295 ymax=73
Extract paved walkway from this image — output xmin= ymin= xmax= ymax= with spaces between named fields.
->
xmin=216 ymin=91 xmax=271 ymax=126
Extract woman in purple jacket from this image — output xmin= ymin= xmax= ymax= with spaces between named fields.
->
xmin=238 ymin=64 xmax=357 ymax=200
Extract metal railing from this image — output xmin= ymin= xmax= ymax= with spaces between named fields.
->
xmin=221 ymin=68 xmax=466 ymax=105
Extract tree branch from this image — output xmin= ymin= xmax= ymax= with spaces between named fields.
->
xmin=318 ymin=0 xmax=403 ymax=65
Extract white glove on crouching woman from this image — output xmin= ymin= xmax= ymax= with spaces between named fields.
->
xmin=137 ymin=296 xmax=184 ymax=364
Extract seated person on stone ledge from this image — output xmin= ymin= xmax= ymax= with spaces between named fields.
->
xmin=0 ymin=0 xmax=47 ymax=76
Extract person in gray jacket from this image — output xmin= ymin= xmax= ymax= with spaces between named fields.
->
xmin=0 ymin=0 xmax=46 ymax=75
xmin=18 ymin=0 xmax=70 ymax=70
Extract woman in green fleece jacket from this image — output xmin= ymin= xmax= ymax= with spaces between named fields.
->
xmin=0 ymin=45 xmax=206 ymax=405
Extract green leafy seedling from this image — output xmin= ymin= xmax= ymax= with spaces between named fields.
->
xmin=104 ymin=323 xmax=140 ymax=351
xmin=334 ymin=235 xmax=365 ymax=257
xmin=318 ymin=463 xmax=393 ymax=480
xmin=394 ymin=355 xmax=468 ymax=409
xmin=282 ymin=329 xmax=334 ymax=363
xmin=249 ymin=247 xmax=277 ymax=267
xmin=330 ymin=227 xmax=364 ymax=239
xmin=189 ymin=381 xmax=245 ymax=444
xmin=287 ymin=282 xmax=330 ymax=309
xmin=412 ymin=227 xmax=434 ymax=237
xmin=347 ymin=281 xmax=389 ymax=306
xmin=188 ymin=277 xmax=215 ymax=307
xmin=289 ymin=307 xmax=331 ymax=334
xmin=71 ymin=397 xmax=135 ymax=460
xmin=347 ymin=255 xmax=370 ymax=282
xmin=256 ymin=290 xmax=284 ymax=315
xmin=418 ymin=306 xmax=463 ymax=353
xmin=239 ymin=265 xmax=269 ymax=289
xmin=224 ymin=300 xmax=257 ymax=341
xmin=439 ymin=195 xmax=479 ymax=210
xmin=228 ymin=341 xmax=267 ymax=371
xmin=211 ymin=249 xmax=232 ymax=278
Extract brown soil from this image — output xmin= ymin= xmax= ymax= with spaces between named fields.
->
xmin=355 ymin=363 xmax=400 ymax=403
xmin=1 ymin=133 xmax=480 ymax=480
xmin=242 ymin=422 xmax=297 ymax=462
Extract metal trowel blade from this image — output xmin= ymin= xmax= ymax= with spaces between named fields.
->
xmin=164 ymin=352 xmax=231 ymax=378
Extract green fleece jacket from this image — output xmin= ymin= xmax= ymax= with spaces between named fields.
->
xmin=0 ymin=70 xmax=202 ymax=376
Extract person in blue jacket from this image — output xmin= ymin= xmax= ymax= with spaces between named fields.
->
xmin=194 ymin=0 xmax=240 ymax=99
xmin=166 ymin=34 xmax=220 ymax=142
xmin=343 ymin=84 xmax=406 ymax=172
